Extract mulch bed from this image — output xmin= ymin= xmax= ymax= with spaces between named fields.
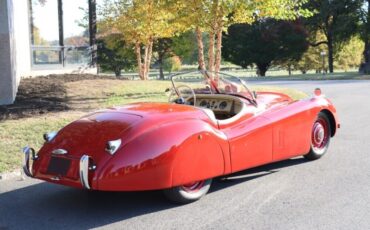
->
xmin=0 ymin=74 xmax=117 ymax=121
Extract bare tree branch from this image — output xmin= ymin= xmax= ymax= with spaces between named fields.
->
xmin=310 ymin=41 xmax=328 ymax=47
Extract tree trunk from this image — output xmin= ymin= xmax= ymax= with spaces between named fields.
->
xmin=57 ymin=0 xmax=64 ymax=66
xmin=143 ymin=39 xmax=153 ymax=80
xmin=327 ymin=32 xmax=334 ymax=73
xmin=114 ymin=67 xmax=121 ymax=77
xmin=88 ymin=0 xmax=97 ymax=66
xmin=364 ymin=42 xmax=370 ymax=64
xmin=158 ymin=52 xmax=164 ymax=80
xmin=135 ymin=42 xmax=144 ymax=80
xmin=208 ymin=30 xmax=215 ymax=73
xmin=360 ymin=0 xmax=370 ymax=73
xmin=214 ymin=25 xmax=223 ymax=78
xmin=287 ymin=64 xmax=292 ymax=76
xmin=256 ymin=63 xmax=269 ymax=77
xmin=159 ymin=61 xmax=164 ymax=80
xmin=143 ymin=43 xmax=149 ymax=80
xmin=196 ymin=27 xmax=206 ymax=71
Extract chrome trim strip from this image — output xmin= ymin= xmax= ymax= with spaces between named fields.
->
xmin=52 ymin=149 xmax=68 ymax=155
xmin=79 ymin=155 xmax=91 ymax=189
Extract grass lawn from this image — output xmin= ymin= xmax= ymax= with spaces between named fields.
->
xmin=0 ymin=78 xmax=308 ymax=174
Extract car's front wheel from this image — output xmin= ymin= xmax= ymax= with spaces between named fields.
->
xmin=163 ymin=179 xmax=212 ymax=203
xmin=304 ymin=112 xmax=331 ymax=160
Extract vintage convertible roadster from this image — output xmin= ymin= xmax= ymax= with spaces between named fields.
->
xmin=23 ymin=71 xmax=339 ymax=203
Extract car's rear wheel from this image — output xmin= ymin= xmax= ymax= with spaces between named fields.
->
xmin=163 ymin=179 xmax=212 ymax=203
xmin=304 ymin=112 xmax=331 ymax=160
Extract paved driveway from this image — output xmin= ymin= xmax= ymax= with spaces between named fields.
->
xmin=1 ymin=80 xmax=369 ymax=230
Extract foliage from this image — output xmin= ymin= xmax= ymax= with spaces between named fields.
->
xmin=100 ymin=0 xmax=185 ymax=80
xmin=223 ymin=20 xmax=309 ymax=76
xmin=335 ymin=36 xmax=365 ymax=71
xmin=171 ymin=31 xmax=198 ymax=64
xmin=292 ymin=34 xmax=364 ymax=73
xmin=292 ymin=46 xmax=325 ymax=74
xmin=358 ymin=0 xmax=370 ymax=73
xmin=303 ymin=0 xmax=363 ymax=73
xmin=291 ymin=31 xmax=327 ymax=73
xmin=163 ymin=56 xmax=182 ymax=73
xmin=99 ymin=0 xmax=311 ymax=79
xmin=153 ymin=38 xmax=173 ymax=79
xmin=175 ymin=0 xmax=311 ymax=76
xmin=97 ymin=34 xmax=136 ymax=77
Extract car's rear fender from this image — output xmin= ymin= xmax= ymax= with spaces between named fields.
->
xmin=95 ymin=119 xmax=229 ymax=191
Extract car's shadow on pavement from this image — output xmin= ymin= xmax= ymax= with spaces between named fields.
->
xmin=0 ymin=158 xmax=308 ymax=230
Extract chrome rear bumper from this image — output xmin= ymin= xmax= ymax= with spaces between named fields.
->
xmin=22 ymin=146 xmax=38 ymax=177
xmin=79 ymin=155 xmax=91 ymax=189
xmin=23 ymin=147 xmax=93 ymax=190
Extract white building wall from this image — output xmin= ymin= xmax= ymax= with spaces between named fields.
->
xmin=13 ymin=0 xmax=32 ymax=80
xmin=0 ymin=0 xmax=17 ymax=105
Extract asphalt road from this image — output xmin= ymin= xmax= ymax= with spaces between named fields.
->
xmin=1 ymin=80 xmax=370 ymax=230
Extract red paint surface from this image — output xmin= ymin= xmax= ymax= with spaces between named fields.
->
xmin=31 ymin=92 xmax=339 ymax=191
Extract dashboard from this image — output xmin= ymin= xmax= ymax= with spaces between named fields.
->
xmin=196 ymin=99 xmax=233 ymax=112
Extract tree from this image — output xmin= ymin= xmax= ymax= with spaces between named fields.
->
xmin=176 ymin=0 xmax=310 ymax=78
xmin=100 ymin=0 xmax=185 ymax=80
xmin=153 ymin=38 xmax=173 ymax=80
xmin=335 ymin=36 xmax=364 ymax=71
xmin=171 ymin=31 xmax=198 ymax=64
xmin=359 ymin=0 xmax=370 ymax=73
xmin=223 ymin=20 xmax=309 ymax=76
xmin=163 ymin=56 xmax=182 ymax=73
xmin=292 ymin=46 xmax=326 ymax=74
xmin=290 ymin=30 xmax=327 ymax=74
xmin=97 ymin=34 xmax=136 ymax=77
xmin=304 ymin=0 xmax=362 ymax=73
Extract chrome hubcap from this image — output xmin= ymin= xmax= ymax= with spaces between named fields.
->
xmin=313 ymin=123 xmax=325 ymax=145
xmin=311 ymin=117 xmax=329 ymax=153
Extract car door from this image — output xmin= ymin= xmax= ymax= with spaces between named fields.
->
xmin=220 ymin=111 xmax=273 ymax=173
xmin=261 ymin=101 xmax=313 ymax=161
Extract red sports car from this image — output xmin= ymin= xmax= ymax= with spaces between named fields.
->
xmin=23 ymin=71 xmax=339 ymax=203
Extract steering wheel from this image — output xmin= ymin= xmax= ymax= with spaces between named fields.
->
xmin=168 ymin=85 xmax=196 ymax=106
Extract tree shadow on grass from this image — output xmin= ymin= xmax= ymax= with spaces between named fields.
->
xmin=0 ymin=158 xmax=307 ymax=230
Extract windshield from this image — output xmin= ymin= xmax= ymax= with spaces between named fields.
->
xmin=170 ymin=70 xmax=257 ymax=105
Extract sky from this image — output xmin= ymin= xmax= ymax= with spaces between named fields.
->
xmin=33 ymin=0 xmax=105 ymax=42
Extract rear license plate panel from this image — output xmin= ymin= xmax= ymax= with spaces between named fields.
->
xmin=47 ymin=157 xmax=71 ymax=176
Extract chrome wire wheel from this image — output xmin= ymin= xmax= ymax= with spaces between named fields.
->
xmin=163 ymin=179 xmax=212 ymax=203
xmin=305 ymin=112 xmax=331 ymax=160
xmin=311 ymin=117 xmax=330 ymax=154
xmin=181 ymin=181 xmax=206 ymax=193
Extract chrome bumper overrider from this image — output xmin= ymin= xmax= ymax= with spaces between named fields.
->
xmin=23 ymin=146 xmax=38 ymax=177
xmin=79 ymin=155 xmax=92 ymax=189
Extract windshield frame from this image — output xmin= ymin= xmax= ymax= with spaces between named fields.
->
xmin=170 ymin=70 xmax=257 ymax=106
